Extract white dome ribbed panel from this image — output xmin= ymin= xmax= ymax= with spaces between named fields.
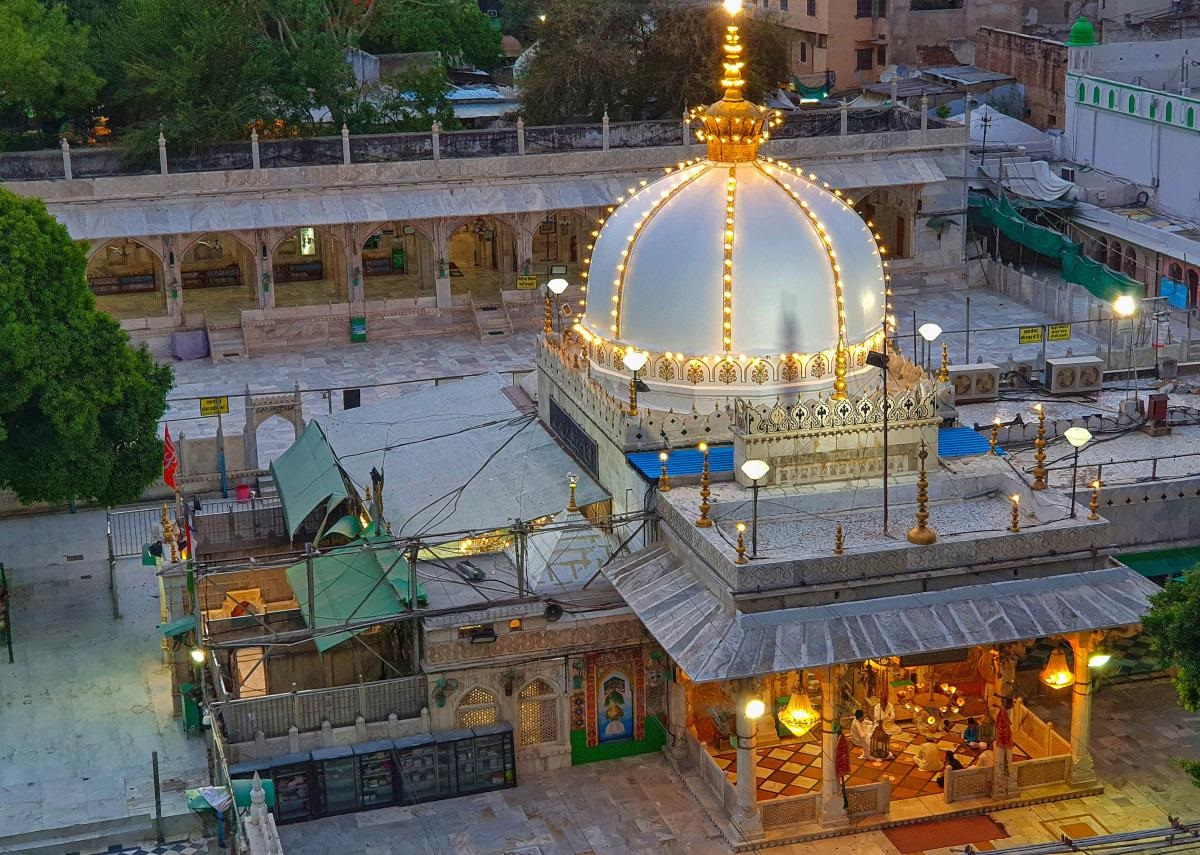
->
xmin=582 ymin=162 xmax=709 ymax=337
xmin=618 ymin=165 xmax=728 ymax=355
xmin=729 ymin=163 xmax=838 ymax=357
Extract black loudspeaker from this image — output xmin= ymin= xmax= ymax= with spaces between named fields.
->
xmin=544 ymin=603 xmax=564 ymax=622
xmin=343 ymin=388 xmax=361 ymax=410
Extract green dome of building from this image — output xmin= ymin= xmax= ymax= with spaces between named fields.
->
xmin=1067 ymin=16 xmax=1097 ymax=47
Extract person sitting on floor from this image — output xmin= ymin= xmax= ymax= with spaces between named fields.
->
xmin=936 ymin=750 xmax=965 ymax=787
xmin=914 ymin=734 xmax=942 ymax=772
xmin=962 ymin=717 xmax=980 ymax=745
xmin=849 ymin=709 xmax=874 ymax=760
xmin=872 ymin=696 xmax=899 ymax=735
xmin=973 ymin=743 xmax=995 ymax=768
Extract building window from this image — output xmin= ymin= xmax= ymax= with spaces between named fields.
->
xmin=807 ymin=0 xmax=816 ymax=15
xmin=1092 ymin=87 xmax=1100 ymax=105
xmin=856 ymin=48 xmax=873 ymax=71
xmin=518 ymin=679 xmax=559 ymax=746
xmin=1129 ymin=94 xmax=1137 ymax=113
xmin=799 ymin=41 xmax=807 ymax=63
xmin=1169 ymin=263 xmax=1184 ymax=282
xmin=877 ymin=45 xmax=887 ymax=66
xmin=1166 ymin=102 xmax=1173 ymax=123
xmin=780 ymin=0 xmax=788 ymax=9
xmin=456 ymin=687 xmax=499 ymax=728
xmin=817 ymin=33 xmax=828 ymax=48
xmin=1108 ymin=90 xmax=1115 ymax=109
xmin=1151 ymin=100 xmax=1158 ymax=119
xmin=1077 ymin=83 xmax=1085 ymax=102
xmin=856 ymin=0 xmax=872 ymax=16
xmin=1188 ymin=107 xmax=1195 ymax=128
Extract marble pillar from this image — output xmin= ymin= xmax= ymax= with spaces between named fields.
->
xmin=1067 ymin=633 xmax=1097 ymax=786
xmin=162 ymin=235 xmax=184 ymax=321
xmin=731 ymin=683 xmax=763 ymax=842
xmin=431 ymin=218 xmax=454 ymax=308
xmin=819 ymin=665 xmax=848 ymax=827
xmin=255 ymin=229 xmax=275 ymax=309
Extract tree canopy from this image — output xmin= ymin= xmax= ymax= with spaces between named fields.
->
xmin=1142 ymin=567 xmax=1200 ymax=787
xmin=0 ymin=189 xmax=173 ymax=506
xmin=518 ymin=0 xmax=790 ymax=125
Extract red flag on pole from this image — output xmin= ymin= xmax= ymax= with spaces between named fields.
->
xmin=163 ymin=425 xmax=178 ymax=491
xmin=995 ymin=704 xmax=1013 ymax=750
xmin=835 ymin=731 xmax=851 ymax=777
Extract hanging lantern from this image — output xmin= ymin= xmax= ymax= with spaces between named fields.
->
xmin=779 ymin=680 xmax=820 ymax=737
xmin=1040 ymin=647 xmax=1075 ymax=690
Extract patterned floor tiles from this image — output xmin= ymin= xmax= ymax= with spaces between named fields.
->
xmin=709 ymin=717 xmax=1029 ymax=804
xmin=85 ymin=842 xmax=207 ymax=855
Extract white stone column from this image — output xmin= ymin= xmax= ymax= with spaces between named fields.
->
xmin=819 ymin=666 xmax=848 ymax=827
xmin=158 ymin=132 xmax=169 ymax=175
xmin=341 ymin=123 xmax=351 ymax=165
xmin=1067 ymin=633 xmax=1097 ymax=785
xmin=162 ymin=235 xmax=184 ymax=321
xmin=61 ymin=139 xmax=72 ymax=180
xmin=250 ymin=129 xmax=260 ymax=171
xmin=731 ymin=682 xmax=763 ymax=842
xmin=514 ymin=212 xmax=539 ymax=280
xmin=431 ymin=217 xmax=453 ymax=308
xmin=255 ymin=229 xmax=275 ymax=309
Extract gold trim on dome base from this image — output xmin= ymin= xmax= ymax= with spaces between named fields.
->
xmin=573 ymin=324 xmax=885 ymax=390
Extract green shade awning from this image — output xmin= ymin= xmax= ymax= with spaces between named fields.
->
xmin=321 ymin=514 xmax=365 ymax=543
xmin=270 ymin=421 xmax=349 ymax=538
xmin=161 ymin=614 xmax=197 ymax=638
xmin=285 ymin=541 xmax=425 ymax=653
xmin=968 ymin=192 xmax=1142 ymax=303
xmin=1118 ymin=547 xmax=1200 ymax=580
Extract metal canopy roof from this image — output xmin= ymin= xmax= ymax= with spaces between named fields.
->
xmin=604 ymin=546 xmax=1160 ymax=683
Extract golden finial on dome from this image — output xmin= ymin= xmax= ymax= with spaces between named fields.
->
xmin=689 ymin=0 xmax=782 ymax=163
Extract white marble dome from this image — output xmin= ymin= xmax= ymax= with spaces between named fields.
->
xmin=581 ymin=158 xmax=886 ymax=362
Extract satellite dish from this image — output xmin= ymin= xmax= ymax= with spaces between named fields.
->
xmin=544 ymin=603 xmax=564 ymax=622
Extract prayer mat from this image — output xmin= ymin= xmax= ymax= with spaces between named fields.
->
xmin=884 ymin=815 xmax=1008 ymax=854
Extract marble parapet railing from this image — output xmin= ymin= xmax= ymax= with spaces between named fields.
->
xmin=845 ymin=780 xmax=891 ymax=817
xmin=686 ymin=731 xmax=739 ymax=817
xmin=1013 ymin=755 xmax=1071 ymax=789
xmin=944 ymin=765 xmax=994 ymax=803
xmin=734 ymin=387 xmax=937 ymax=436
xmin=1011 ymin=699 xmax=1071 ymax=759
xmin=760 ymin=792 xmax=821 ymax=829
xmin=537 ymin=336 xmax=733 ymax=451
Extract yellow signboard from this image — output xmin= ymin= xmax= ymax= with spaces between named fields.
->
xmin=516 ymin=275 xmax=539 ymax=291
xmin=1047 ymin=323 xmax=1071 ymax=342
xmin=200 ymin=396 xmax=230 ymax=417
xmin=1018 ymin=326 xmax=1043 ymax=344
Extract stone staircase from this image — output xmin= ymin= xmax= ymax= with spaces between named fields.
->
xmin=471 ymin=299 xmax=514 ymax=339
xmin=206 ymin=317 xmax=248 ymax=361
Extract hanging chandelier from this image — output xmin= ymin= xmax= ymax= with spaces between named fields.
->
xmin=778 ymin=678 xmax=820 ymax=737
xmin=1040 ymin=647 xmax=1075 ymax=690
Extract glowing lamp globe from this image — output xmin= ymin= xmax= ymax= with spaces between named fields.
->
xmin=547 ymin=277 xmax=569 ymax=295
xmin=1040 ymin=647 xmax=1075 ymax=690
xmin=779 ymin=689 xmax=819 ymax=737
xmin=740 ymin=459 xmax=770 ymax=482
xmin=744 ymin=698 xmax=766 ymax=720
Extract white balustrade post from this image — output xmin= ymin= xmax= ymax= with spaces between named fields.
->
xmin=341 ymin=123 xmax=351 ymax=165
xmin=250 ymin=129 xmax=261 ymax=171
xmin=602 ymin=110 xmax=610 ymax=151
xmin=158 ymin=132 xmax=169 ymax=175
xmin=920 ymin=93 xmax=930 ymax=131
xmin=840 ymin=100 xmax=849 ymax=135
xmin=60 ymin=139 xmax=72 ymax=180
xmin=431 ymin=121 xmax=441 ymax=162
xmin=517 ymin=116 xmax=526 ymax=155
xmin=682 ymin=110 xmax=690 ymax=145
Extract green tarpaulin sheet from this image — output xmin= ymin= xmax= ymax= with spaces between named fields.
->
xmin=969 ymin=193 xmax=1141 ymax=303
xmin=792 ymin=77 xmax=829 ymax=100
xmin=284 ymin=541 xmax=426 ymax=653
xmin=270 ymin=421 xmax=349 ymax=538
xmin=160 ymin=614 xmax=197 ymax=638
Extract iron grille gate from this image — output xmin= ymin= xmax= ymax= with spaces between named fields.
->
xmin=105 ymin=505 xmax=170 ymax=619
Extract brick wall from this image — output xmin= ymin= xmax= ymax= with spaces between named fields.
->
xmin=975 ymin=28 xmax=1068 ymax=131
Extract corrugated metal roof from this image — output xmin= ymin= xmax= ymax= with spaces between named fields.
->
xmin=938 ymin=426 xmax=1003 ymax=458
xmin=605 ymin=546 xmax=1159 ymax=683
xmin=627 ymin=445 xmax=734 ymax=480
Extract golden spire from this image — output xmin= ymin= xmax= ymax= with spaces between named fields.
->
xmin=567 ymin=475 xmax=579 ymax=512
xmin=689 ymin=0 xmax=781 ymax=163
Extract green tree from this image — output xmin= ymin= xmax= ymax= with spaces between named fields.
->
xmin=357 ymin=66 xmax=459 ymax=133
xmin=0 ymin=190 xmax=173 ymax=506
xmin=1143 ymin=567 xmax=1200 ymax=787
xmin=518 ymin=0 xmax=789 ymax=125
xmin=0 ymin=0 xmax=103 ymax=147
xmin=363 ymin=0 xmax=502 ymax=72
xmin=500 ymin=0 xmax=540 ymax=42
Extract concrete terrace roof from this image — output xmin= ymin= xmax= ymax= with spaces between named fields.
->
xmin=604 ymin=545 xmax=1159 ymax=683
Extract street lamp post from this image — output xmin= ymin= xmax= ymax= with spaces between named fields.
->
xmin=866 ymin=349 xmax=890 ymax=533
xmin=622 ymin=349 xmax=648 ymax=416
xmin=546 ymin=277 xmax=568 ymax=335
xmin=1064 ymin=426 xmax=1092 ymax=518
xmin=740 ymin=459 xmax=770 ymax=559
xmin=1112 ymin=294 xmax=1138 ymax=406
xmin=918 ymin=322 xmax=943 ymax=375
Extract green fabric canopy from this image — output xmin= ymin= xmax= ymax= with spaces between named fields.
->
xmin=285 ymin=541 xmax=426 ymax=652
xmin=968 ymin=193 xmax=1142 ymax=303
xmin=270 ymin=421 xmax=349 ymax=538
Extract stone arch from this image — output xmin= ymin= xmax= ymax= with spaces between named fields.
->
xmin=447 ymin=215 xmax=518 ymax=301
xmin=456 ymin=685 xmax=500 ymax=728
xmin=1107 ymin=90 xmax=1115 ymax=109
xmin=270 ymin=226 xmax=347 ymax=308
xmin=1123 ymin=244 xmax=1137 ymax=279
xmin=1092 ymin=235 xmax=1108 ymax=262
xmin=1150 ymin=100 xmax=1158 ymax=119
xmin=1169 ymin=262 xmax=1184 ymax=282
xmin=359 ymin=220 xmax=437 ymax=301
xmin=517 ymin=677 xmax=560 ymax=747
xmin=1077 ymin=82 xmax=1085 ymax=101
xmin=85 ymin=237 xmax=168 ymax=320
xmin=242 ymin=384 xmax=304 ymax=471
xmin=178 ymin=232 xmax=258 ymax=324
xmin=1108 ymin=239 xmax=1122 ymax=270
xmin=1128 ymin=94 xmax=1137 ymax=114
xmin=1189 ymin=106 xmax=1196 ymax=128
xmin=1188 ymin=269 xmax=1200 ymax=308
xmin=854 ymin=189 xmax=913 ymax=259
xmin=1166 ymin=102 xmax=1174 ymax=123
xmin=1091 ymin=86 xmax=1100 ymax=105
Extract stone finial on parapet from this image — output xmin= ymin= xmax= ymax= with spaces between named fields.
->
xmin=250 ymin=771 xmax=267 ymax=826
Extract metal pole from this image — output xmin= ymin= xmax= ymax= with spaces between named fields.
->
xmin=106 ymin=514 xmax=121 ymax=620
xmin=1070 ymin=446 xmax=1080 ymax=518
xmin=882 ymin=358 xmax=890 ymax=534
xmin=751 ymin=481 xmax=760 ymax=559
xmin=965 ymin=295 xmax=971 ymax=363
xmin=305 ymin=542 xmax=315 ymax=629
xmin=152 ymin=750 xmax=165 ymax=844
xmin=912 ymin=310 xmax=918 ymax=362
xmin=514 ymin=519 xmax=526 ymax=598
xmin=216 ymin=410 xmax=228 ymax=499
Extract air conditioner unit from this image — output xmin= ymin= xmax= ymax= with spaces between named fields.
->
xmin=947 ymin=363 xmax=1000 ymax=403
xmin=1044 ymin=355 xmax=1104 ymax=396
xmin=1060 ymin=166 xmax=1076 ymax=182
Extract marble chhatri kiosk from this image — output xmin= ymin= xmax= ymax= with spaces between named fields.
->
xmin=532 ymin=1 xmax=1159 ymax=845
